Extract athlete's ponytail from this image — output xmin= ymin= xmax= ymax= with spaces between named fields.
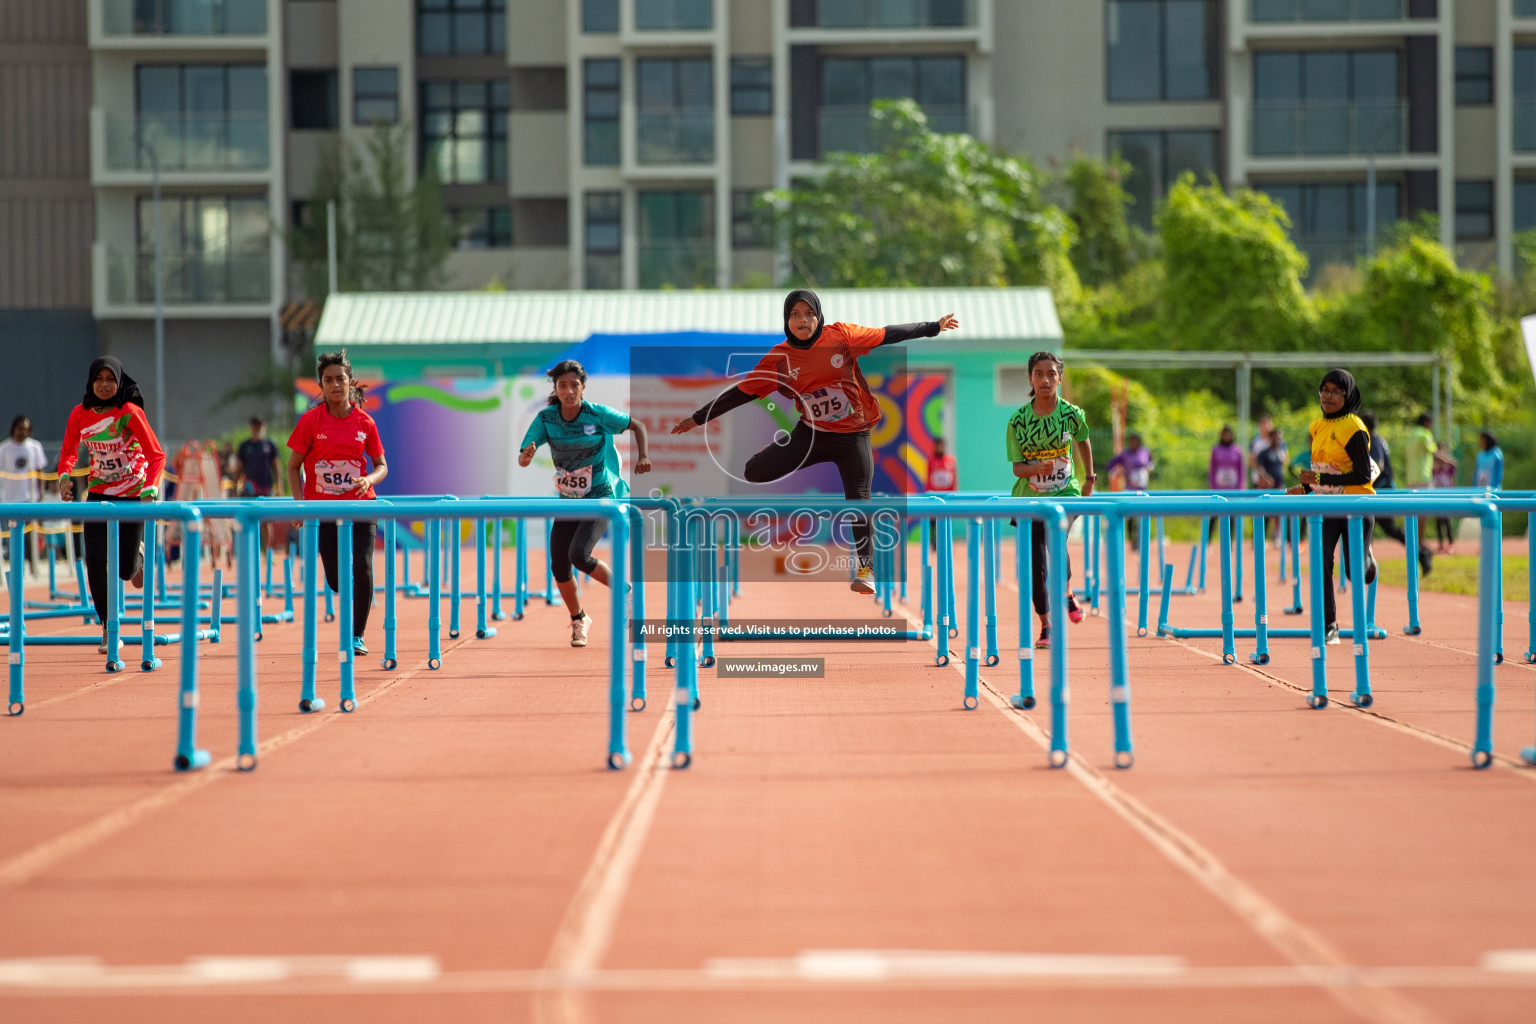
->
xmin=546 ymin=359 xmax=588 ymax=406
xmin=316 ymin=349 xmax=367 ymax=405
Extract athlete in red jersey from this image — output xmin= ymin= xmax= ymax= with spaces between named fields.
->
xmin=287 ymin=350 xmax=389 ymax=656
xmin=56 ymin=357 xmax=166 ymax=651
xmin=672 ymin=289 xmax=958 ymax=593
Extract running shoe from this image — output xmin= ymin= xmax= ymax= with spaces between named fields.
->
xmin=1324 ymin=624 xmax=1341 ymax=646
xmin=571 ymin=611 xmax=591 ymax=647
xmin=352 ymin=635 xmax=368 ymax=656
xmin=1067 ymin=594 xmax=1085 ymax=624
xmin=850 ymin=566 xmax=876 ymax=595
xmin=1035 ymin=626 xmax=1051 ymax=650
xmin=1418 ymin=546 xmax=1434 ymax=578
xmin=131 ymin=542 xmax=144 ymax=589
xmin=97 ymin=628 xmax=108 ymax=655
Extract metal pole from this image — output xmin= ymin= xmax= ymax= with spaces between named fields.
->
xmin=152 ymin=149 xmax=166 ymax=439
xmin=327 ymin=199 xmax=338 ymax=296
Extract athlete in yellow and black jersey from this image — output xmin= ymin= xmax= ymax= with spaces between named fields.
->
xmin=1289 ymin=368 xmax=1379 ymax=643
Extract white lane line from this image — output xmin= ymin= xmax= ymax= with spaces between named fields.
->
xmin=536 ymin=702 xmax=677 ymax=1024
xmin=886 ymin=596 xmax=1445 ymax=1024
xmin=4 ymin=955 xmax=1536 ymax=996
xmin=994 ymin=568 xmax=1536 ymax=779
xmin=0 ymin=637 xmax=475 ymax=891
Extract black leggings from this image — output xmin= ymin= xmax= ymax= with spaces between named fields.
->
xmin=1321 ymin=516 xmax=1376 ymax=628
xmin=1028 ymin=518 xmax=1074 ymax=617
xmin=318 ymin=521 xmax=376 ymax=635
xmin=83 ymin=491 xmax=144 ymax=625
xmin=551 ymin=518 xmax=607 ymax=583
xmin=744 ymin=423 xmax=874 ymax=568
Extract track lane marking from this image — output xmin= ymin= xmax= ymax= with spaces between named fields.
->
xmin=536 ymin=701 xmax=677 ymax=1024
xmin=0 ymin=637 xmax=476 ymax=891
xmin=884 ymin=588 xmax=1445 ymax=1024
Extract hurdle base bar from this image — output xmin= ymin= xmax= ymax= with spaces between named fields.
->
xmin=1159 ymin=626 xmax=1376 ymax=640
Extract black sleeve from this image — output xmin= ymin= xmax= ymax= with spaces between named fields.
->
xmin=880 ymin=321 xmax=941 ymax=346
xmin=1319 ymin=431 xmax=1374 ymax=487
xmin=691 ymin=385 xmax=761 ymax=425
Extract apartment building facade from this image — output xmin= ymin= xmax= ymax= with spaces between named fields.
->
xmin=10 ymin=0 xmax=1536 ymax=440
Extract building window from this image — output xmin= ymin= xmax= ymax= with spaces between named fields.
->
xmin=582 ymin=0 xmax=618 ymax=32
xmin=585 ymin=191 xmax=622 ymax=289
xmin=1455 ymin=47 xmax=1492 ymax=106
xmin=1106 ymin=0 xmax=1216 ymax=102
xmin=291 ymin=69 xmax=338 ymax=129
xmin=1515 ymin=180 xmax=1536 ymax=234
xmin=457 ymin=207 xmax=512 ymax=248
xmin=117 ymin=0 xmax=267 ymax=35
xmin=637 ymin=57 xmax=714 ymax=164
xmin=731 ymin=58 xmax=772 ymax=116
xmin=732 ymin=190 xmax=769 ymax=248
xmin=135 ymin=64 xmax=268 ymax=169
xmin=638 ymin=189 xmax=715 ymax=288
xmin=1455 ymin=180 xmax=1493 ymax=240
xmin=133 ymin=193 xmax=269 ymax=303
xmin=417 ymin=0 xmax=505 ymax=56
xmin=421 ymin=79 xmax=509 ymax=182
xmin=815 ymin=0 xmax=970 ymax=28
xmin=353 ymin=66 xmax=400 ymax=125
xmin=1259 ymin=181 xmax=1401 ymax=273
xmin=1252 ymin=50 xmax=1401 ymax=157
xmin=818 ymin=55 xmax=965 ymax=154
xmin=635 ymin=0 xmax=713 ymax=31
xmin=584 ymin=60 xmax=621 ymax=166
xmin=1107 ymin=129 xmax=1219 ymax=229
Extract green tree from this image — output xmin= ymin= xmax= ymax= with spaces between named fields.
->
xmin=289 ymin=123 xmax=457 ymax=300
xmin=761 ymin=99 xmax=1080 ymax=309
xmin=1158 ymin=175 xmax=1313 ymax=353
xmin=1058 ymin=153 xmax=1136 ymax=288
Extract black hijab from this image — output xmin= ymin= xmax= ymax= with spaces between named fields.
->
xmin=1320 ymin=368 xmax=1361 ymax=420
xmin=82 ymin=356 xmax=146 ymax=410
xmin=783 ymin=289 xmax=825 ymax=348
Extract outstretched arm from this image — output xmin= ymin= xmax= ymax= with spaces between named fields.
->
xmin=673 ymin=385 xmax=760 ymax=434
xmin=879 ymin=313 xmax=959 ymax=346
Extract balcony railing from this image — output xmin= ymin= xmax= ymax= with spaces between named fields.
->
xmin=1517 ymin=100 xmax=1536 ymax=151
xmin=102 ymin=0 xmax=268 ymax=36
xmin=106 ymin=249 xmax=271 ymax=306
xmin=103 ymin=114 xmax=269 ymax=172
xmin=636 ymin=112 xmax=714 ymax=164
xmin=817 ymin=104 xmax=967 ymax=155
xmin=634 ymin=0 xmax=712 ymax=31
xmin=815 ymin=0 xmax=974 ymax=28
xmin=638 ymin=242 xmax=716 ymax=289
xmin=1250 ymin=100 xmax=1405 ymax=158
xmin=1249 ymin=0 xmax=1405 ymax=21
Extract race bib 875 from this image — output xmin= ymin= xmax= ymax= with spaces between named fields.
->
xmin=804 ymin=386 xmax=854 ymax=423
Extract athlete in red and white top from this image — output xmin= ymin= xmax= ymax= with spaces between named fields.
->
xmin=672 ymin=289 xmax=958 ymax=594
xmin=56 ymin=357 xmax=166 ymax=651
xmin=926 ymin=436 xmax=957 ymax=492
xmin=287 ymin=350 xmax=388 ymax=656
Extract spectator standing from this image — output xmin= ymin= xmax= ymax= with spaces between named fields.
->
xmin=0 ymin=415 xmax=49 ymax=575
xmin=1362 ymin=411 xmax=1432 ymax=576
xmin=1474 ymin=431 xmax=1504 ymax=491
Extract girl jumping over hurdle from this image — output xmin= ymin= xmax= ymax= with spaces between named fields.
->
xmin=287 ymin=350 xmax=389 ymax=657
xmin=670 ymin=289 xmax=959 ymax=594
xmin=519 ymin=359 xmax=651 ymax=648
xmin=56 ymin=357 xmax=167 ymax=654
xmin=1288 ymin=368 xmax=1379 ymax=646
xmin=1006 ymin=351 xmax=1095 ymax=650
